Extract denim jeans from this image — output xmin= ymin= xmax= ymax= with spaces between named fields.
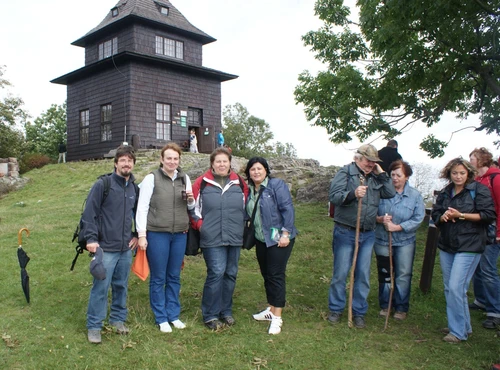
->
xmin=328 ymin=225 xmax=375 ymax=316
xmin=440 ymin=250 xmax=481 ymax=340
xmin=146 ymin=231 xmax=187 ymax=324
xmin=201 ymin=246 xmax=241 ymax=322
xmin=374 ymin=242 xmax=416 ymax=312
xmin=472 ymin=243 xmax=500 ymax=318
xmin=87 ymin=249 xmax=132 ymax=330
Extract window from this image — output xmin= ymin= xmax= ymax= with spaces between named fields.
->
xmin=98 ymin=37 xmax=118 ymax=60
xmin=155 ymin=36 xmax=183 ymax=60
xmin=111 ymin=7 xmax=119 ymax=17
xmin=187 ymin=108 xmax=203 ymax=126
xmin=156 ymin=103 xmax=171 ymax=140
xmin=80 ymin=109 xmax=89 ymax=145
xmin=101 ymin=104 xmax=112 ymax=142
xmin=160 ymin=6 xmax=169 ymax=15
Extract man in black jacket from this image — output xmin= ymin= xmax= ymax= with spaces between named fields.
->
xmin=82 ymin=145 xmax=139 ymax=344
xmin=378 ymin=140 xmax=402 ymax=173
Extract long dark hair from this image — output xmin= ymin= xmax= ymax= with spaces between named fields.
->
xmin=245 ymin=157 xmax=271 ymax=186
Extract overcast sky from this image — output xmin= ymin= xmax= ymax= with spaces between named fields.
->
xmin=0 ymin=0 xmax=496 ymax=168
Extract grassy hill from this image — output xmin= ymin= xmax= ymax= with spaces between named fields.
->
xmin=0 ymin=159 xmax=498 ymax=369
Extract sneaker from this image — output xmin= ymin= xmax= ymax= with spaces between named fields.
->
xmin=379 ymin=308 xmax=389 ymax=317
xmin=159 ymin=321 xmax=172 ymax=333
xmin=469 ymin=302 xmax=485 ymax=311
xmin=440 ymin=327 xmax=450 ymax=335
xmin=268 ymin=316 xmax=283 ymax=335
xmin=394 ymin=311 xmax=407 ymax=321
xmin=443 ymin=333 xmax=461 ymax=343
xmin=221 ymin=316 xmax=236 ymax=326
xmin=353 ymin=316 xmax=366 ymax=329
xmin=204 ymin=319 xmax=224 ymax=331
xmin=327 ymin=312 xmax=342 ymax=324
xmin=87 ymin=329 xmax=101 ymax=344
xmin=253 ymin=307 xmax=272 ymax=321
xmin=482 ymin=317 xmax=500 ymax=329
xmin=109 ymin=321 xmax=129 ymax=334
xmin=171 ymin=319 xmax=186 ymax=329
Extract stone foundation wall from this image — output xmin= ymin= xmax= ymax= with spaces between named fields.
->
xmin=0 ymin=158 xmax=20 ymax=178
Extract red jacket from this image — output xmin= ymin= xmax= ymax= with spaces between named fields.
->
xmin=476 ymin=167 xmax=500 ymax=238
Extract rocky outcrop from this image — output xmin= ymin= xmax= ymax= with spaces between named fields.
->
xmin=135 ymin=150 xmax=339 ymax=203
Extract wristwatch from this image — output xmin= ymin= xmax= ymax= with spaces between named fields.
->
xmin=459 ymin=213 xmax=465 ymax=220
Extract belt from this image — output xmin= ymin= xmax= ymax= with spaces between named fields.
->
xmin=335 ymin=222 xmax=372 ymax=233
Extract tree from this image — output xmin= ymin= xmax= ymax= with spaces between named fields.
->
xmin=25 ymin=103 xmax=67 ymax=159
xmin=222 ymin=103 xmax=297 ymax=159
xmin=0 ymin=66 xmax=28 ymax=158
xmin=294 ymin=0 xmax=500 ymax=158
xmin=409 ymin=162 xmax=442 ymax=206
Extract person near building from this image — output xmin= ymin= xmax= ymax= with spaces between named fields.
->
xmin=82 ymin=145 xmax=139 ymax=344
xmin=327 ymin=144 xmax=396 ymax=329
xmin=469 ymin=147 xmax=500 ymax=329
xmin=136 ymin=143 xmax=195 ymax=333
xmin=190 ymin=147 xmax=249 ymax=330
xmin=431 ymin=157 xmax=495 ymax=343
xmin=378 ymin=139 xmax=402 ymax=173
xmin=58 ymin=141 xmax=67 ymax=163
xmin=189 ymin=129 xmax=198 ymax=153
xmin=218 ymin=129 xmax=225 ymax=147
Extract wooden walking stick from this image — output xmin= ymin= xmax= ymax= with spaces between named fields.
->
xmin=384 ymin=229 xmax=394 ymax=331
xmin=348 ymin=177 xmax=364 ymax=328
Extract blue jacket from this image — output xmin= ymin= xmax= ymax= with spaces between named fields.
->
xmin=375 ymin=183 xmax=425 ymax=246
xmin=218 ymin=133 xmax=224 ymax=146
xmin=249 ymin=177 xmax=298 ymax=247
xmin=80 ymin=172 xmax=138 ymax=252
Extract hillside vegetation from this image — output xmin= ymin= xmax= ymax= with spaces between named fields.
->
xmin=0 ymin=158 xmax=498 ymax=369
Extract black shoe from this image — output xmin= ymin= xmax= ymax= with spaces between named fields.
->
xmin=469 ymin=302 xmax=484 ymax=311
xmin=353 ymin=316 xmax=366 ymax=329
xmin=482 ymin=317 xmax=500 ymax=329
xmin=327 ymin=312 xmax=342 ymax=324
xmin=204 ymin=319 xmax=223 ymax=331
xmin=221 ymin=316 xmax=235 ymax=326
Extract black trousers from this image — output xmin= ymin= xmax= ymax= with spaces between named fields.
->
xmin=255 ymin=238 xmax=295 ymax=308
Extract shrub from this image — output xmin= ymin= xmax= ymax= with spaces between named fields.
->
xmin=19 ymin=153 xmax=52 ymax=173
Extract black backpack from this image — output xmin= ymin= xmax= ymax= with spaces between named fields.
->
xmin=70 ymin=173 xmax=139 ymax=270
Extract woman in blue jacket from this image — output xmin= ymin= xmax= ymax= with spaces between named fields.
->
xmin=245 ymin=157 xmax=298 ymax=335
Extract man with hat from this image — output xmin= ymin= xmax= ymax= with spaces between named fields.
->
xmin=80 ymin=145 xmax=139 ymax=344
xmin=327 ymin=144 xmax=395 ymax=328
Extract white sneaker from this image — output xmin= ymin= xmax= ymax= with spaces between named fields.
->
xmin=268 ymin=316 xmax=283 ymax=335
xmin=171 ymin=319 xmax=186 ymax=329
xmin=253 ymin=307 xmax=272 ymax=321
xmin=159 ymin=322 xmax=172 ymax=333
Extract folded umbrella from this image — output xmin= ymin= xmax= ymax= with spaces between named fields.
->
xmin=17 ymin=228 xmax=31 ymax=304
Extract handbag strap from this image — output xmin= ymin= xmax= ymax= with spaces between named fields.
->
xmin=249 ymin=188 xmax=264 ymax=223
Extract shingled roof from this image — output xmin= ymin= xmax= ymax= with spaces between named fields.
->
xmin=72 ymin=0 xmax=216 ymax=46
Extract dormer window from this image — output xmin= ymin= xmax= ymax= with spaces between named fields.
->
xmin=154 ymin=1 xmax=169 ymax=15
xmin=111 ymin=7 xmax=119 ymax=17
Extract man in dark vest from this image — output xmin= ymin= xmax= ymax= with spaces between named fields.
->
xmin=378 ymin=140 xmax=402 ymax=173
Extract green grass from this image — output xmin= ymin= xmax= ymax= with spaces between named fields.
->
xmin=0 ymin=160 xmax=499 ymax=369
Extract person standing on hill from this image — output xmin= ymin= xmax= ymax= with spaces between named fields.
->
xmin=58 ymin=141 xmax=67 ymax=163
xmin=218 ymin=129 xmax=225 ymax=147
xmin=378 ymin=140 xmax=402 ymax=173
xmin=81 ymin=145 xmax=139 ymax=344
xmin=327 ymin=144 xmax=396 ymax=329
xmin=190 ymin=129 xmax=198 ymax=153
xmin=469 ymin=147 xmax=500 ymax=330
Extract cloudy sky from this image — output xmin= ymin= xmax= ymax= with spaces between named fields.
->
xmin=0 ymin=0 xmax=496 ymax=167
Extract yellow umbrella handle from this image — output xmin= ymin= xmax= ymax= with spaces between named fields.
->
xmin=18 ymin=228 xmax=30 ymax=246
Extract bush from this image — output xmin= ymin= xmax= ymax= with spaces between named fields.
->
xmin=19 ymin=153 xmax=52 ymax=173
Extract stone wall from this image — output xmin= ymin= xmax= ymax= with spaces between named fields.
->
xmin=0 ymin=158 xmax=20 ymax=178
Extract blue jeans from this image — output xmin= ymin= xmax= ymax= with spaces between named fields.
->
xmin=440 ymin=250 xmax=481 ymax=340
xmin=472 ymin=243 xmax=500 ymax=318
xmin=328 ymin=225 xmax=375 ymax=317
xmin=201 ymin=246 xmax=241 ymax=322
xmin=146 ymin=231 xmax=187 ymax=324
xmin=87 ymin=249 xmax=132 ymax=330
xmin=374 ymin=242 xmax=416 ymax=312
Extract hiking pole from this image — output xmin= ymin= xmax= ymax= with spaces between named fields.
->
xmin=384 ymin=229 xmax=394 ymax=331
xmin=348 ymin=177 xmax=364 ymax=328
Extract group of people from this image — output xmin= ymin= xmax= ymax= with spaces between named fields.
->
xmin=328 ymin=141 xmax=499 ymax=345
xmin=189 ymin=128 xmax=225 ymax=154
xmin=79 ymin=140 xmax=499 ymax=346
xmin=80 ymin=144 xmax=296 ymax=344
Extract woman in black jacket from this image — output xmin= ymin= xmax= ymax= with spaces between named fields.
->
xmin=432 ymin=158 xmax=496 ymax=343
